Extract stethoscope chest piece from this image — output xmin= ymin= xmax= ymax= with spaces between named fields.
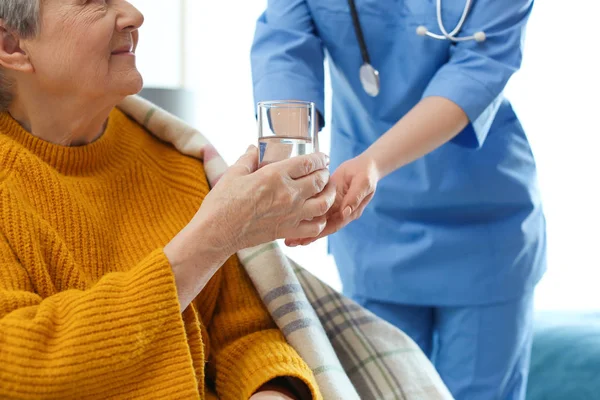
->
xmin=349 ymin=0 xmax=484 ymax=96
xmin=359 ymin=63 xmax=380 ymax=97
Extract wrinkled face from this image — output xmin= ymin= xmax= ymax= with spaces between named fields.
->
xmin=21 ymin=0 xmax=144 ymax=101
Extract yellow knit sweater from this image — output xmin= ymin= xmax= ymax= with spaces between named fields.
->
xmin=0 ymin=109 xmax=320 ymax=400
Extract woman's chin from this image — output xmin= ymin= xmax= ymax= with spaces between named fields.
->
xmin=130 ymin=76 xmax=144 ymax=95
xmin=115 ymin=73 xmax=144 ymax=97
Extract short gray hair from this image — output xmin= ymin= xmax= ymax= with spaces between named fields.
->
xmin=0 ymin=0 xmax=40 ymax=111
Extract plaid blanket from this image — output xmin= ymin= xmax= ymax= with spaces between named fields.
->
xmin=118 ymin=95 xmax=453 ymax=400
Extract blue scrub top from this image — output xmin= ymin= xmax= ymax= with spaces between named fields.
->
xmin=251 ymin=0 xmax=546 ymax=305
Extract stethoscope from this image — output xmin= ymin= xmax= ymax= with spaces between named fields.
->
xmin=348 ymin=0 xmax=487 ymax=97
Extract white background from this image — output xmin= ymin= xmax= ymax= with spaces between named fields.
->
xmin=130 ymin=0 xmax=600 ymax=311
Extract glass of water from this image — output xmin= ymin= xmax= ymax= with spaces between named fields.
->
xmin=257 ymin=100 xmax=318 ymax=168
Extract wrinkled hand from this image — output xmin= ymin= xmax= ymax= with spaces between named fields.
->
xmin=192 ymin=146 xmax=336 ymax=255
xmin=249 ymin=377 xmax=309 ymax=400
xmin=249 ymin=390 xmax=298 ymax=400
xmin=285 ymin=154 xmax=379 ymax=247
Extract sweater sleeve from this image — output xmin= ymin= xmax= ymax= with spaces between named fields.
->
xmin=0 ymin=237 xmax=199 ymax=399
xmin=209 ymin=255 xmax=322 ymax=400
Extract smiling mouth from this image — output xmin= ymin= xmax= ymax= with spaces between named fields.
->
xmin=112 ymin=46 xmax=134 ymax=55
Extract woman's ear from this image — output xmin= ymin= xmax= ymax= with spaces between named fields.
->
xmin=0 ymin=20 xmax=33 ymax=73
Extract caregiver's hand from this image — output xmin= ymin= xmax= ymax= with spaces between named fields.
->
xmin=285 ymin=153 xmax=379 ymax=247
xmin=194 ymin=145 xmax=335 ymax=253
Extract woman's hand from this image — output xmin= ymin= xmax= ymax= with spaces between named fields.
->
xmin=250 ymin=377 xmax=311 ymax=400
xmin=286 ymin=153 xmax=379 ymax=247
xmin=165 ymin=146 xmax=335 ymax=311
xmin=249 ymin=390 xmax=298 ymax=400
xmin=196 ymin=145 xmax=335 ymax=254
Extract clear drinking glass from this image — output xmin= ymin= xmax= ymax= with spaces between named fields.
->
xmin=257 ymin=100 xmax=318 ymax=168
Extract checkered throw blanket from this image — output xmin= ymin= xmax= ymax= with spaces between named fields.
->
xmin=118 ymin=95 xmax=453 ymax=400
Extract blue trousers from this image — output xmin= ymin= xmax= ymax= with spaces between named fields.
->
xmin=355 ymin=293 xmax=535 ymax=400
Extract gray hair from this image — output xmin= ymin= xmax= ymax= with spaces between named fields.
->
xmin=0 ymin=0 xmax=40 ymax=111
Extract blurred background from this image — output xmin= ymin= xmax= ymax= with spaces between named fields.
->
xmin=129 ymin=0 xmax=599 ymax=312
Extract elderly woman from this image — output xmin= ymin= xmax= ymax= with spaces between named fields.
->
xmin=0 ymin=1 xmax=335 ymax=399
